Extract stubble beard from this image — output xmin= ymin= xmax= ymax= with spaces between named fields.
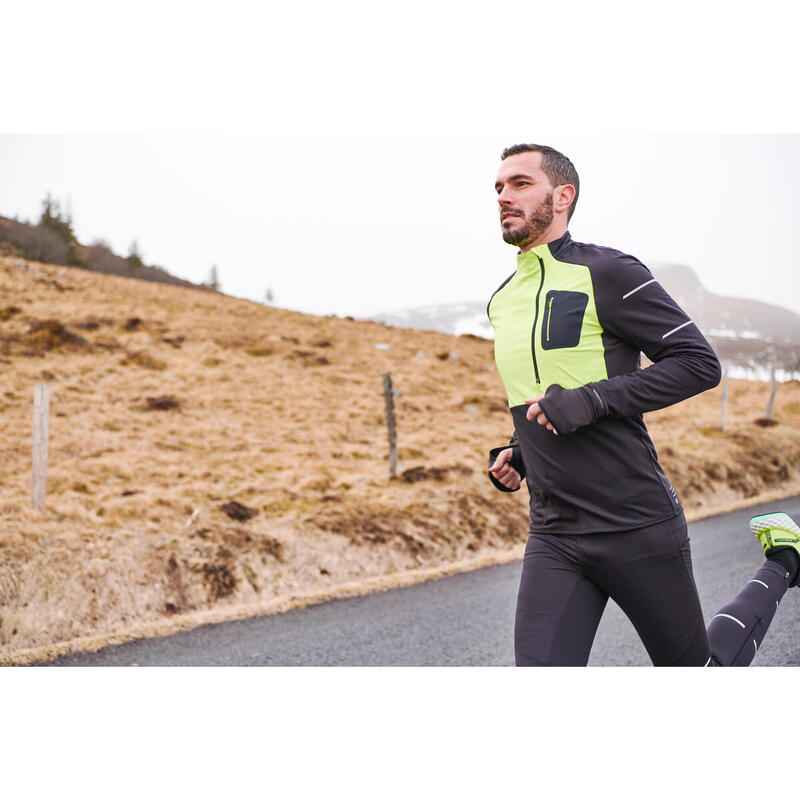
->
xmin=501 ymin=192 xmax=554 ymax=247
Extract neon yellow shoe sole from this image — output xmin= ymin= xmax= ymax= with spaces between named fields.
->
xmin=750 ymin=512 xmax=800 ymax=558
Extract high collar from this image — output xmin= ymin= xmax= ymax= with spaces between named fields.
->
xmin=516 ymin=230 xmax=572 ymax=271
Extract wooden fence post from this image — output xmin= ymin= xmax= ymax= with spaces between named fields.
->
xmin=382 ymin=372 xmax=398 ymax=479
xmin=765 ymin=359 xmax=778 ymax=421
xmin=31 ymin=382 xmax=50 ymax=510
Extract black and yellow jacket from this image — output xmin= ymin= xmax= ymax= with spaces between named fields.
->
xmin=487 ymin=231 xmax=721 ymax=534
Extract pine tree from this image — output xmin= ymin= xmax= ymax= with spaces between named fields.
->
xmin=206 ymin=264 xmax=221 ymax=291
xmin=127 ymin=240 xmax=145 ymax=271
xmin=39 ymin=193 xmax=79 ymax=264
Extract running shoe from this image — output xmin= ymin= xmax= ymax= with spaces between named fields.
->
xmin=750 ymin=511 xmax=800 ymax=586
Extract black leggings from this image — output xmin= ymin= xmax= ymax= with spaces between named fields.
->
xmin=514 ymin=513 xmax=791 ymax=666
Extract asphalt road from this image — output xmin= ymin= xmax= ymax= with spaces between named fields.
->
xmin=47 ymin=496 xmax=800 ymax=666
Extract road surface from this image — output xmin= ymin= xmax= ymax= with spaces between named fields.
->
xmin=46 ymin=496 xmax=800 ymax=666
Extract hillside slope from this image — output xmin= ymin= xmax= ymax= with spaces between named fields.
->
xmin=0 ymin=214 xmax=202 ymax=290
xmin=2 ymin=256 xmax=800 ymax=663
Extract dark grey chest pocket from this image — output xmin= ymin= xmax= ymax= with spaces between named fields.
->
xmin=541 ymin=290 xmax=588 ymax=350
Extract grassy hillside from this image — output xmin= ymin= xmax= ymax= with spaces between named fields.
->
xmin=2 ymin=255 xmax=800 ymax=663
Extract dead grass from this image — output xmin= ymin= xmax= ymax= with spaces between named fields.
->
xmin=1 ymin=254 xmax=800 ymax=662
xmin=120 ymin=350 xmax=167 ymax=370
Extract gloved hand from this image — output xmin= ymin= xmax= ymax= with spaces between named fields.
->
xmin=534 ymin=383 xmax=609 ymax=435
xmin=487 ymin=445 xmax=525 ymax=492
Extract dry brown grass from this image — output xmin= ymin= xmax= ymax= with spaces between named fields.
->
xmin=1 ymin=254 xmax=800 ymax=663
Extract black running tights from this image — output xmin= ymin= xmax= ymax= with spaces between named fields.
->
xmin=514 ymin=513 xmax=791 ymax=666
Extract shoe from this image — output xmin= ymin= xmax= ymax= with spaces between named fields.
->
xmin=750 ymin=512 xmax=800 ymax=586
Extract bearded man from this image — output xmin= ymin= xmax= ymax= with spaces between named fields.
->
xmin=486 ymin=143 xmax=800 ymax=666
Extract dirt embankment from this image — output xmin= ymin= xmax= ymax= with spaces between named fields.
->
xmin=1 ymin=255 xmax=799 ymax=664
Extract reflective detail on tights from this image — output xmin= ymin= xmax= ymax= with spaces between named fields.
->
xmin=707 ymin=561 xmax=790 ymax=666
xmin=712 ymin=613 xmax=746 ymax=629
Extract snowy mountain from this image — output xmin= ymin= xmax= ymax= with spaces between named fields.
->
xmin=369 ymin=264 xmax=800 ymax=381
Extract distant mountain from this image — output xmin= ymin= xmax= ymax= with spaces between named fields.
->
xmin=371 ymin=301 xmax=495 ymax=340
xmin=369 ymin=264 xmax=800 ymax=380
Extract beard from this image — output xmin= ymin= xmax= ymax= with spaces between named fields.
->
xmin=501 ymin=192 xmax=554 ymax=247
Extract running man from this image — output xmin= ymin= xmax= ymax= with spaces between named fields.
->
xmin=486 ymin=143 xmax=800 ymax=666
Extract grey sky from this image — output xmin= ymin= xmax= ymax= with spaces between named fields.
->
xmin=1 ymin=134 xmax=798 ymax=320
xmin=3 ymin=0 xmax=799 ymax=762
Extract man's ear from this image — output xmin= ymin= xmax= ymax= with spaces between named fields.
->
xmin=554 ymin=184 xmax=576 ymax=215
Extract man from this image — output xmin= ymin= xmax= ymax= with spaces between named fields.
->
xmin=486 ymin=143 xmax=800 ymax=666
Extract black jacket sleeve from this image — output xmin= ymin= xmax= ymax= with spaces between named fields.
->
xmin=487 ymin=430 xmax=527 ymax=492
xmin=538 ymin=254 xmax=721 ymax=434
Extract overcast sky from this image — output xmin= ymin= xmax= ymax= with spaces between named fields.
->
xmin=4 ymin=0 xmax=799 ymax=772
xmin=3 ymin=2 xmax=798 ymax=326
xmin=1 ymin=134 xmax=798 ymax=320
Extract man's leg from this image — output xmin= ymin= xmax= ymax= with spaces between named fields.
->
xmin=705 ymin=561 xmax=790 ymax=665
xmin=589 ymin=512 xmax=798 ymax=666
xmin=707 ymin=512 xmax=800 ymax=666
xmin=515 ymin=533 xmax=608 ymax=666
xmin=584 ymin=515 xmax=711 ymax=666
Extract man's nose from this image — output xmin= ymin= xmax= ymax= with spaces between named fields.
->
xmin=497 ymin=187 xmax=514 ymax=205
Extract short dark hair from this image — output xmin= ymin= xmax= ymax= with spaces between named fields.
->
xmin=501 ymin=143 xmax=580 ymax=221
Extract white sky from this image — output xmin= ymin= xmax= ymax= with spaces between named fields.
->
xmin=2 ymin=2 xmax=799 ymax=322
xmin=3 ymin=0 xmax=799 ymax=775
xmin=2 ymin=133 xmax=798 ymax=320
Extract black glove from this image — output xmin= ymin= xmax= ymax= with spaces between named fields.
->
xmin=537 ymin=383 xmax=609 ymax=435
xmin=487 ymin=444 xmax=526 ymax=493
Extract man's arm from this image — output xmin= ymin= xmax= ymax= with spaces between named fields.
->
xmin=536 ymin=254 xmax=721 ymax=435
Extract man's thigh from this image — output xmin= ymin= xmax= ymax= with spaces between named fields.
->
xmin=586 ymin=516 xmax=710 ymax=666
xmin=515 ymin=533 xmax=608 ymax=666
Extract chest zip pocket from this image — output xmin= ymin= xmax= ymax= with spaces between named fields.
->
xmin=541 ymin=290 xmax=589 ymax=350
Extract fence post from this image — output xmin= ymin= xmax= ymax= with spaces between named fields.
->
xmin=31 ymin=382 xmax=50 ymax=509
xmin=720 ymin=365 xmax=728 ymax=431
xmin=382 ymin=372 xmax=398 ymax=479
xmin=765 ymin=359 xmax=778 ymax=421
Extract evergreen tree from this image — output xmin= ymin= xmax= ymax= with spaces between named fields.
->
xmin=127 ymin=240 xmax=145 ymax=271
xmin=39 ymin=193 xmax=79 ymax=264
xmin=206 ymin=264 xmax=221 ymax=291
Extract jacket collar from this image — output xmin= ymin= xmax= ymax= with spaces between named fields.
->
xmin=545 ymin=230 xmax=572 ymax=259
xmin=516 ymin=230 xmax=572 ymax=269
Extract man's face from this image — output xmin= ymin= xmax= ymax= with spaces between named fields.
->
xmin=494 ymin=152 xmax=555 ymax=248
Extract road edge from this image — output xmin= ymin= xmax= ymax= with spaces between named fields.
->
xmin=5 ymin=483 xmax=799 ymax=666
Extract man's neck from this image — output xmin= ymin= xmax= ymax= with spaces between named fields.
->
xmin=518 ymin=222 xmax=569 ymax=253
